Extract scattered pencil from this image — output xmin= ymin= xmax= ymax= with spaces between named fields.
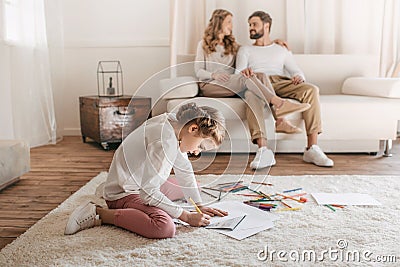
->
xmin=282 ymin=188 xmax=303 ymax=193
xmin=234 ymin=193 xmax=263 ymax=197
xmin=244 ymin=201 xmax=276 ymax=211
xmin=331 ymin=204 xmax=345 ymax=208
xmin=281 ymin=201 xmax=292 ymax=208
xmin=251 ymin=181 xmax=273 ymax=186
xmin=202 ymin=186 xmax=223 ymax=192
xmin=248 ymin=198 xmax=278 ymax=202
xmin=291 ymin=193 xmax=307 ymax=198
xmin=299 ymin=197 xmax=308 ymax=202
xmin=246 ymin=187 xmax=266 ymax=197
xmin=276 ymin=193 xmax=306 ymax=203
xmin=201 ymin=189 xmax=219 ymax=199
xmin=324 ymin=204 xmax=336 ymax=212
xmin=276 ymin=207 xmax=302 ymax=212
xmin=257 ymin=190 xmax=271 ymax=199
xmin=216 ymin=181 xmax=243 ymax=186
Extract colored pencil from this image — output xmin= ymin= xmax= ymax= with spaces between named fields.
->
xmin=224 ymin=185 xmax=247 ymax=192
xmin=201 ymin=189 xmax=219 ymax=199
xmin=276 ymin=207 xmax=302 ymax=212
xmin=234 ymin=193 xmax=263 ymax=197
xmin=290 ymin=193 xmax=307 ymax=197
xmin=258 ymin=190 xmax=271 ymax=199
xmin=282 ymin=188 xmax=303 ymax=193
xmin=248 ymin=198 xmax=278 ymax=202
xmin=276 ymin=193 xmax=305 ymax=203
xmin=244 ymin=202 xmax=274 ymax=211
xmin=324 ymin=204 xmax=336 ymax=212
xmin=202 ymin=186 xmax=223 ymax=192
xmin=251 ymin=181 xmax=273 ymax=186
xmin=331 ymin=204 xmax=345 ymax=208
xmin=281 ymin=201 xmax=292 ymax=208
xmin=246 ymin=187 xmax=265 ymax=197
xmin=216 ymin=181 xmax=243 ymax=186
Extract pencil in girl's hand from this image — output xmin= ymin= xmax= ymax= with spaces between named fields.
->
xmin=189 ymin=197 xmax=203 ymax=214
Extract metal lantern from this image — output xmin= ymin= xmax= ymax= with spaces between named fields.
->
xmin=97 ymin=61 xmax=124 ymax=97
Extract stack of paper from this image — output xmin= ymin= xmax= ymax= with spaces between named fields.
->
xmin=311 ymin=193 xmax=382 ymax=206
xmin=206 ymin=201 xmax=278 ymax=240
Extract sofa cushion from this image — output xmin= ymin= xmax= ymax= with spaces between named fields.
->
xmin=341 ymin=77 xmax=400 ymax=98
xmin=159 ymin=76 xmax=199 ymax=99
xmin=167 ymin=97 xmax=247 ymax=120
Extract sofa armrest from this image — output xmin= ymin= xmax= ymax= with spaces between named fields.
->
xmin=341 ymin=77 xmax=400 ymax=98
xmin=159 ymin=76 xmax=199 ymax=99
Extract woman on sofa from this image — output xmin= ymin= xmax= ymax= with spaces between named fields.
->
xmin=195 ymin=9 xmax=310 ymax=169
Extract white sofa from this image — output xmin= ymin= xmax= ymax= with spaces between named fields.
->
xmin=0 ymin=140 xmax=30 ymax=190
xmin=159 ymin=54 xmax=400 ymax=154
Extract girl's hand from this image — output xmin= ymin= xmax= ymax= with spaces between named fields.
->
xmin=212 ymin=72 xmax=230 ymax=82
xmin=179 ymin=210 xmax=211 ymax=227
xmin=199 ymin=206 xmax=228 ymax=217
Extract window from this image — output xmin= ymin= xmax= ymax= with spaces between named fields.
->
xmin=3 ymin=0 xmax=20 ymax=42
xmin=3 ymin=0 xmax=38 ymax=45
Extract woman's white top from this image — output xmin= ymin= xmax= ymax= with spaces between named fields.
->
xmin=194 ymin=40 xmax=235 ymax=81
xmin=103 ymin=113 xmax=202 ymax=218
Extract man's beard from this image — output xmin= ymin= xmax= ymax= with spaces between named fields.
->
xmin=250 ymin=29 xmax=264 ymax=39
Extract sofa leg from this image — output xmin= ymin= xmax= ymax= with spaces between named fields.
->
xmin=383 ymin=139 xmax=393 ymax=157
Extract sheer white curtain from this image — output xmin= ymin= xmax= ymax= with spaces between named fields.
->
xmin=169 ymin=0 xmax=217 ymax=66
xmin=0 ymin=0 xmax=62 ymax=147
xmin=286 ymin=0 xmax=400 ymax=77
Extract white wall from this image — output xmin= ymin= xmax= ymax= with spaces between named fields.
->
xmin=0 ymin=45 xmax=14 ymax=139
xmin=60 ymin=0 xmax=170 ymax=135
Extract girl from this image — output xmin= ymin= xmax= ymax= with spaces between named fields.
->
xmin=195 ymin=9 xmax=310 ymax=169
xmin=65 ymin=103 xmax=228 ymax=238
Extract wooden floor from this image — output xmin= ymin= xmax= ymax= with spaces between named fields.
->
xmin=1 ymin=136 xmax=399 ymax=250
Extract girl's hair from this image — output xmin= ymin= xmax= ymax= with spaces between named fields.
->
xmin=202 ymin=9 xmax=239 ymax=56
xmin=176 ymin=102 xmax=226 ymax=146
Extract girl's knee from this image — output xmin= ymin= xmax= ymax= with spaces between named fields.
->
xmin=154 ymin=218 xmax=176 ymax=238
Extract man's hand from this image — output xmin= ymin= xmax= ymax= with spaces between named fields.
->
xmin=241 ymin=67 xmax=254 ymax=78
xmin=292 ymin=75 xmax=304 ymax=85
xmin=198 ymin=206 xmax=228 ymax=217
xmin=273 ymin=39 xmax=290 ymax=50
xmin=212 ymin=72 xmax=230 ymax=82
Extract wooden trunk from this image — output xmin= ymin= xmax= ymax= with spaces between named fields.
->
xmin=79 ymin=95 xmax=151 ymax=149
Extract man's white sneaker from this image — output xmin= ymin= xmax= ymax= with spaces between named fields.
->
xmin=303 ymin=145 xmax=334 ymax=167
xmin=250 ymin=147 xmax=276 ymax=169
xmin=64 ymin=201 xmax=101 ymax=235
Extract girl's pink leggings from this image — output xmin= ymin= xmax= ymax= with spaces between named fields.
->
xmin=106 ymin=177 xmax=188 ymax=239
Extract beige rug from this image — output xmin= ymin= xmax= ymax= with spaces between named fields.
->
xmin=1 ymin=172 xmax=399 ymax=266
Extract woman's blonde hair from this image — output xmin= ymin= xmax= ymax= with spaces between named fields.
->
xmin=202 ymin=9 xmax=239 ymax=56
xmin=176 ymin=102 xmax=226 ymax=146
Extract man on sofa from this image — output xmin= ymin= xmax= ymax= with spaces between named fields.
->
xmin=236 ymin=10 xmax=334 ymax=168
